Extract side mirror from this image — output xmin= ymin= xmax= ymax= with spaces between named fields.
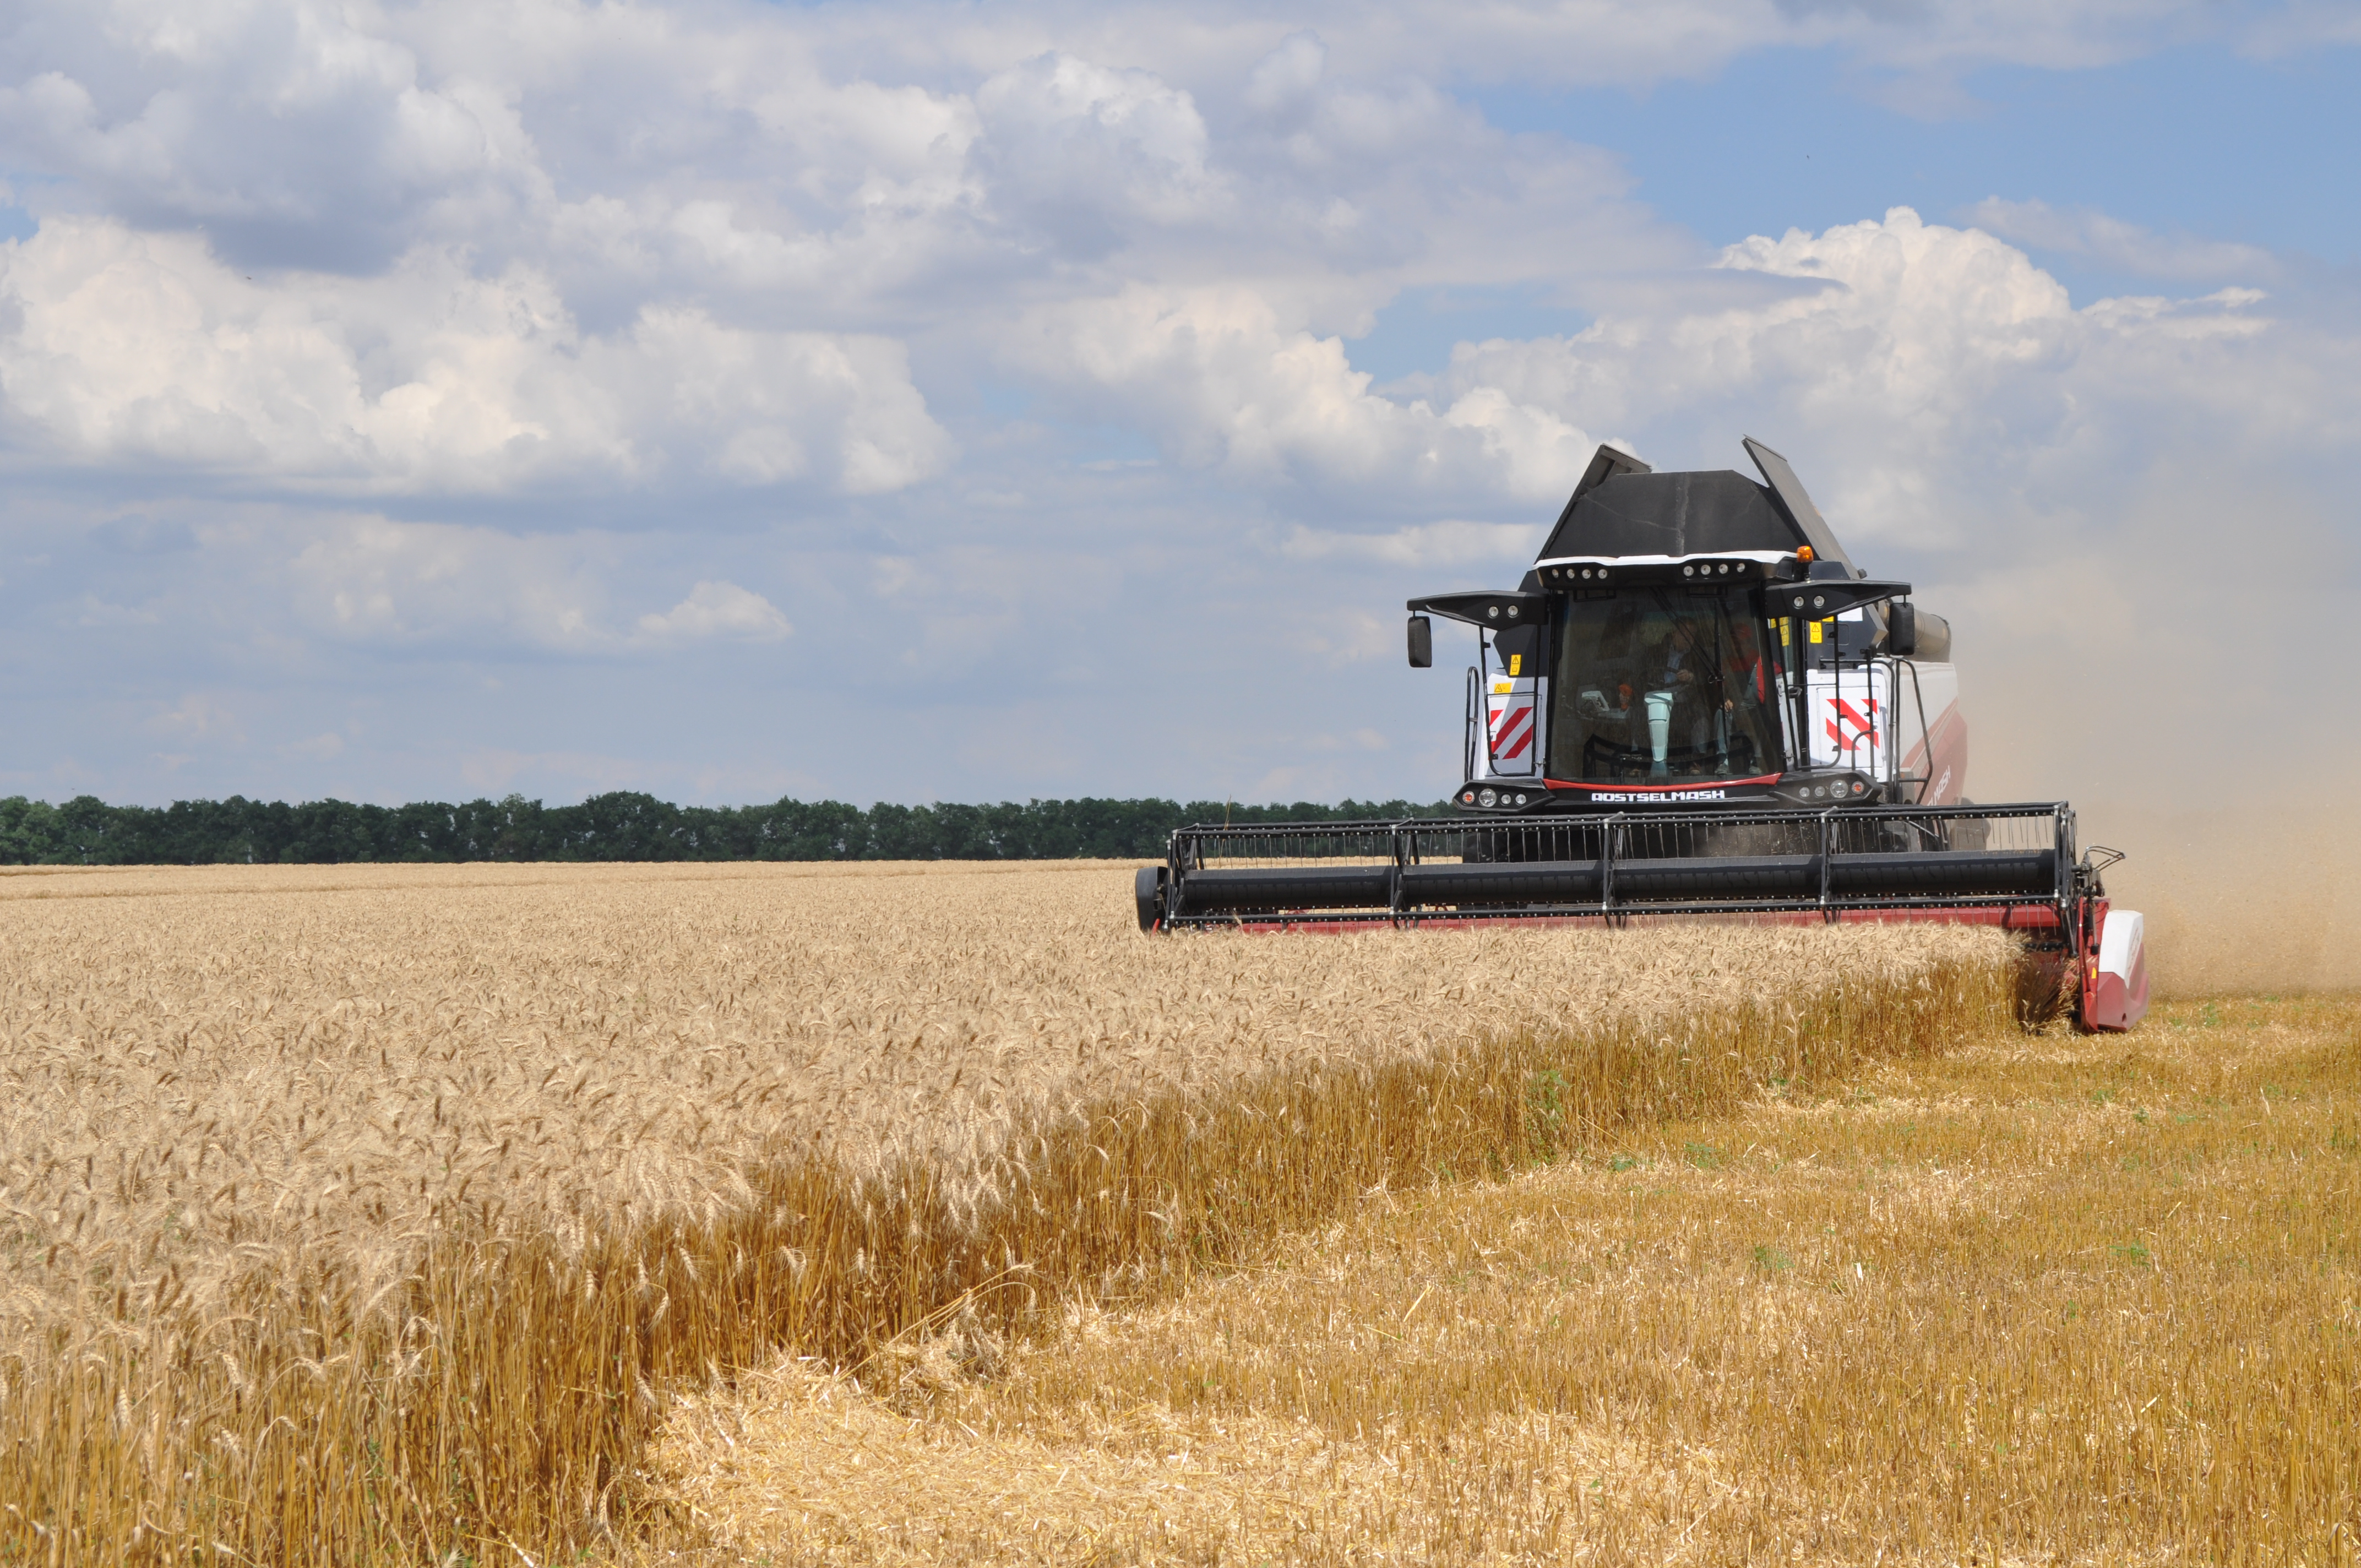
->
xmin=1407 ymin=614 xmax=1433 ymax=668
xmin=1889 ymin=600 xmax=1917 ymax=657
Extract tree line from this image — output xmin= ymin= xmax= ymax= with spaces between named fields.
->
xmin=0 ymin=792 xmax=1456 ymax=866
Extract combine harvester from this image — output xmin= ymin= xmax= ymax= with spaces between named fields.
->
xmin=1136 ymin=439 xmax=2148 ymax=1032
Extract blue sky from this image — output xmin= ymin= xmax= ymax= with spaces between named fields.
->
xmin=1502 ymin=41 xmax=2360 ymax=271
xmin=1366 ymin=40 xmax=2361 ymax=379
xmin=0 ymin=1 xmax=2353 ymax=812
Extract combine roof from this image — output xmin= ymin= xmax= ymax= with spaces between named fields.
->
xmin=1534 ymin=437 xmax=1851 ymax=568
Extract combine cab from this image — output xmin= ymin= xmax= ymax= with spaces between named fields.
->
xmin=1136 ymin=438 xmax=2148 ymax=1033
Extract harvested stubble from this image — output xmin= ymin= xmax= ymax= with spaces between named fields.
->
xmin=0 ymin=861 xmax=2013 ymax=1563
xmin=661 ymin=997 xmax=2361 ymax=1567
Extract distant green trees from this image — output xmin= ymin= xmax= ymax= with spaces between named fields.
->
xmin=0 ymin=793 xmax=1456 ymax=865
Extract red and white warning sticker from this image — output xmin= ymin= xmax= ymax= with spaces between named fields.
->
xmin=1487 ymin=692 xmax=1536 ymax=770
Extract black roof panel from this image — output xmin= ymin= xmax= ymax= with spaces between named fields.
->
xmin=1533 ymin=438 xmax=1854 ymax=567
xmin=1537 ymin=469 xmax=1801 ymax=560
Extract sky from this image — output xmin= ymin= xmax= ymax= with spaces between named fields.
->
xmin=1 ymin=0 xmax=2357 ymax=813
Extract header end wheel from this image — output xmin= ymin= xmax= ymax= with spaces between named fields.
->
xmin=1135 ymin=865 xmax=1167 ymax=932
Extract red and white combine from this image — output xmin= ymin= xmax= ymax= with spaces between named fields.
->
xmin=1137 ymin=438 xmax=2148 ymax=1032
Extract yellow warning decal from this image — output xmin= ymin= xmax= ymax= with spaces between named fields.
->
xmin=1809 ymin=620 xmax=1824 ymax=644
xmin=1509 ymin=654 xmax=1521 ymax=676
xmin=1780 ymin=619 xmax=1791 ymax=646
xmin=1493 ymin=682 xmax=1513 ymax=694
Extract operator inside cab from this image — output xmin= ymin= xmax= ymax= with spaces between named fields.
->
xmin=1554 ymin=590 xmax=1780 ymax=784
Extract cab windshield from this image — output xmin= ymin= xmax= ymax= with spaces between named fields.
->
xmin=1547 ymin=587 xmax=1783 ymax=783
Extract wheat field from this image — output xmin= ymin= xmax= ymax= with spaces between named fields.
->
xmin=0 ymin=859 xmax=2015 ymax=1563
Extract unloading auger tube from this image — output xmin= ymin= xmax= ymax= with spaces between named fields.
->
xmin=1129 ymin=437 xmax=2151 ymax=1034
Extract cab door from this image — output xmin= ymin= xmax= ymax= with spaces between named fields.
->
xmin=1484 ymin=645 xmax=1539 ymax=777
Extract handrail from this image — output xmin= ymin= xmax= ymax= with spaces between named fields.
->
xmin=1464 ymin=665 xmax=1482 ymax=779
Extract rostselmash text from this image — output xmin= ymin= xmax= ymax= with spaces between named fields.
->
xmin=1588 ymin=788 xmax=1729 ymax=803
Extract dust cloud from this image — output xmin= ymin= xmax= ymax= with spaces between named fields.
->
xmin=1912 ymin=460 xmax=2357 ymax=998
xmin=2085 ymin=802 xmax=2359 ymax=998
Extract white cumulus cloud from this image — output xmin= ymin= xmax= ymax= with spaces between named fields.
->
xmin=975 ymin=51 xmax=1220 ymax=234
xmin=635 ymin=581 xmax=792 ymax=644
xmin=1440 ymin=208 xmax=2304 ymax=543
xmin=0 ymin=217 xmax=952 ymax=493
xmin=1006 ymin=284 xmax=1593 ymax=501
